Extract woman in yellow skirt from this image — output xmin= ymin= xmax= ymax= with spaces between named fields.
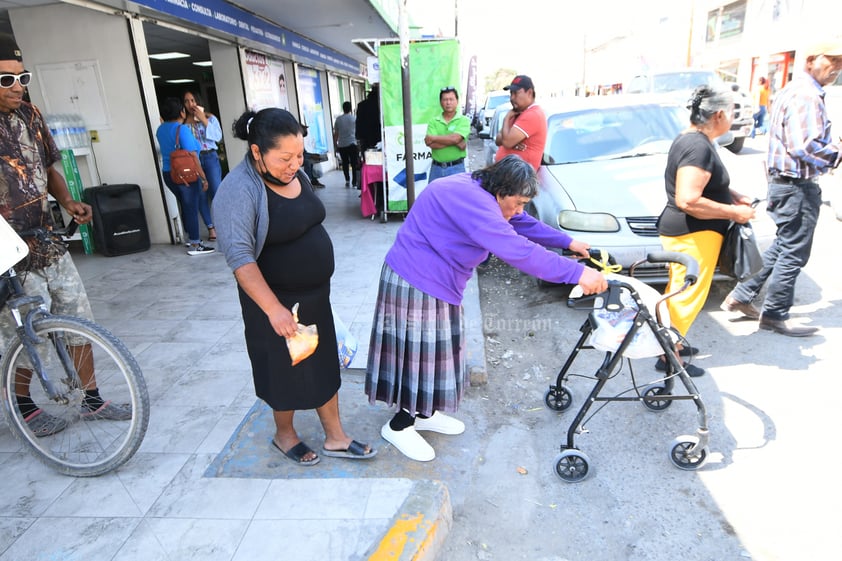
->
xmin=657 ymin=85 xmax=756 ymax=376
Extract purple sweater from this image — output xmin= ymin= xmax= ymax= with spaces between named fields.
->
xmin=385 ymin=173 xmax=586 ymax=305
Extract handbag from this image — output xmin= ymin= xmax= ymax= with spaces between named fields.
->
xmin=718 ymin=221 xmax=763 ymax=282
xmin=169 ymin=125 xmax=201 ymax=185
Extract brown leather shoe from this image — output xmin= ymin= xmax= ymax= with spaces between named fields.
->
xmin=720 ymin=295 xmax=760 ymax=319
xmin=758 ymin=316 xmax=818 ymax=337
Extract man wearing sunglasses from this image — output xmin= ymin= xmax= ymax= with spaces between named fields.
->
xmin=0 ymin=35 xmax=131 ymax=435
xmin=424 ymin=86 xmax=470 ymax=182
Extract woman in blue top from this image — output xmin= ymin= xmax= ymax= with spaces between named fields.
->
xmin=183 ymin=91 xmax=224 ymax=242
xmin=155 ymin=97 xmax=214 ymax=255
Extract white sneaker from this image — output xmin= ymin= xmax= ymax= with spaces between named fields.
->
xmin=187 ymin=243 xmax=215 ymax=256
xmin=381 ymin=422 xmax=435 ymax=461
xmin=413 ymin=411 xmax=465 ymax=435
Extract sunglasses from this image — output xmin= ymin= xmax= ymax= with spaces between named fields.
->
xmin=0 ymin=72 xmax=32 ymax=88
xmin=440 ymin=86 xmax=457 ymax=93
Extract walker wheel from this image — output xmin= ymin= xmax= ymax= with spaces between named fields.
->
xmin=642 ymin=383 xmax=672 ymax=411
xmin=544 ymin=386 xmax=572 ymax=411
xmin=553 ymin=449 xmax=590 ymax=483
xmin=669 ymin=435 xmax=709 ymax=471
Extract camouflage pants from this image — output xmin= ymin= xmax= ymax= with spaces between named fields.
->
xmin=0 ymin=252 xmax=93 ymax=351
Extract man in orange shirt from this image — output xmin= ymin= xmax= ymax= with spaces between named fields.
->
xmin=495 ymin=75 xmax=547 ymax=171
xmin=751 ymin=76 xmax=771 ymax=138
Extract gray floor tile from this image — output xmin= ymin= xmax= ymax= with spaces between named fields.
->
xmin=45 ymin=473 xmax=145 ymax=518
xmin=156 ymin=368 xmax=250 ymax=408
xmin=0 ymin=517 xmax=140 ymax=561
xmin=109 ymin=452 xmax=192 ymax=513
xmin=0 ymin=518 xmax=34 ymax=553
xmin=137 ymin=405 xmax=224 ymax=454
xmin=147 ymin=455 xmax=269 ymax=519
xmin=256 ymin=478 xmax=371 ymax=520
xmin=231 ymin=519 xmax=375 ymax=561
xmin=117 ymin=518 xmax=250 ymax=561
xmin=0 ymin=455 xmax=74 ymax=517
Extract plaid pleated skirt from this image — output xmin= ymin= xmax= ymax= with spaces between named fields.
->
xmin=365 ymin=263 xmax=466 ymax=416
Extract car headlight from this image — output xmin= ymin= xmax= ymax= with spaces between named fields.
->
xmin=558 ymin=210 xmax=621 ymax=232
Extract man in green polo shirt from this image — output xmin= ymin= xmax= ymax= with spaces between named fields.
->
xmin=424 ymin=86 xmax=471 ymax=182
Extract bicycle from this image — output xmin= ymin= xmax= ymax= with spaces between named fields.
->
xmin=0 ymin=218 xmax=149 ymax=476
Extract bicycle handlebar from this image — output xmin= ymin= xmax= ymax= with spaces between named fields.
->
xmin=17 ymin=219 xmax=78 ymax=241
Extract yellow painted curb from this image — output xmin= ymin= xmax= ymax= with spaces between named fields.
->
xmin=365 ymin=480 xmax=452 ymax=561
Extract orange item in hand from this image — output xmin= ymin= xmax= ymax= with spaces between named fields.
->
xmin=287 ymin=303 xmax=319 ymax=366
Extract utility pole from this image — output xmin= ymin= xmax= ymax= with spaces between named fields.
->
xmin=399 ymin=0 xmax=416 ymax=209
xmin=686 ymin=0 xmax=695 ymax=67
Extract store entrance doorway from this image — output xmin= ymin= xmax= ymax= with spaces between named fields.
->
xmin=143 ymin=22 xmax=226 ymax=246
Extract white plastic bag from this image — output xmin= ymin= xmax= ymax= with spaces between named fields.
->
xmin=332 ymin=311 xmax=358 ymax=368
xmin=588 ymin=273 xmax=671 ymax=359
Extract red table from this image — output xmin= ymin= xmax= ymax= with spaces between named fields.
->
xmin=360 ymin=163 xmax=382 ymax=218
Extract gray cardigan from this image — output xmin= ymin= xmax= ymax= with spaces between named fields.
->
xmin=213 ymin=157 xmax=312 ymax=273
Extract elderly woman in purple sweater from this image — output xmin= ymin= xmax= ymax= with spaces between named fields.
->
xmin=367 ymin=155 xmax=608 ymax=461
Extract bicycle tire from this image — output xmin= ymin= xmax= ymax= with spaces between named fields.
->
xmin=0 ymin=315 xmax=149 ymax=476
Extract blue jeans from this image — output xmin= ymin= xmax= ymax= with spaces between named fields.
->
xmin=197 ymin=151 xmax=222 ymax=229
xmin=751 ymin=106 xmax=767 ymax=138
xmin=163 ymin=173 xmax=202 ymax=244
xmin=731 ymin=180 xmax=822 ymax=320
xmin=428 ymin=160 xmax=466 ymax=183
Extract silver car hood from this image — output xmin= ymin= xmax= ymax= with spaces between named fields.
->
xmin=543 ymin=154 xmax=668 ymax=216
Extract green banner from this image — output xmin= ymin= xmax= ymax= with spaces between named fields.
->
xmin=379 ymin=39 xmax=460 ymax=212
xmin=59 ymin=150 xmax=95 ymax=254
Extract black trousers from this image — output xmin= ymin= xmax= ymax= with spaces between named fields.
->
xmin=338 ymin=144 xmax=360 ymax=184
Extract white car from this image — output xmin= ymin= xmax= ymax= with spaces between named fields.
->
xmin=528 ymin=94 xmax=771 ymax=284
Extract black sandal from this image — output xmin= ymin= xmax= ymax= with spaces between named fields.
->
xmin=271 ymin=440 xmax=320 ymax=466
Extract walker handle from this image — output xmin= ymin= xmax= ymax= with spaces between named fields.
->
xmin=646 ymin=251 xmax=699 ymax=285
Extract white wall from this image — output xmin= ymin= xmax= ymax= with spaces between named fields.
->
xmin=10 ymin=3 xmax=171 ymax=243
xmin=210 ymin=41 xmax=248 ymax=170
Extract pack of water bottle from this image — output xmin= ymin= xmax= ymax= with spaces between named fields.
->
xmin=45 ymin=114 xmax=89 ymax=150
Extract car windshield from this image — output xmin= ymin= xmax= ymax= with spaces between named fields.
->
xmin=652 ymin=71 xmax=724 ymax=93
xmin=487 ymin=95 xmax=509 ymax=110
xmin=544 ymin=104 xmax=686 ymax=164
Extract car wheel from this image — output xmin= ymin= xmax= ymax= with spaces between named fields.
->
xmin=726 ymin=136 xmax=745 ymax=153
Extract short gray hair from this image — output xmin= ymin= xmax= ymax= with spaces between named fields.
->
xmin=686 ymin=85 xmax=733 ymax=125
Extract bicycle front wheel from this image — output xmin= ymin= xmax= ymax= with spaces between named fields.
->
xmin=0 ymin=315 xmax=149 ymax=476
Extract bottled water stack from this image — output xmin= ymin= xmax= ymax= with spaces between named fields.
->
xmin=46 ymin=114 xmax=89 ymax=150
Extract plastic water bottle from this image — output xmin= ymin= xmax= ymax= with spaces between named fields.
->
xmin=52 ymin=114 xmax=68 ymax=150
xmin=60 ymin=114 xmax=73 ymax=151
xmin=72 ymin=114 xmax=88 ymax=149
xmin=46 ymin=114 xmax=59 ymax=146
xmin=68 ymin=114 xmax=79 ymax=149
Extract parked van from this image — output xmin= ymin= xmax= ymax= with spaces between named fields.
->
xmin=625 ymin=69 xmax=754 ymax=153
xmin=472 ymin=90 xmax=509 ymax=133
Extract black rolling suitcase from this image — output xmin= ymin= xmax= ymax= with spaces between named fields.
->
xmin=84 ymin=184 xmax=150 ymax=257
